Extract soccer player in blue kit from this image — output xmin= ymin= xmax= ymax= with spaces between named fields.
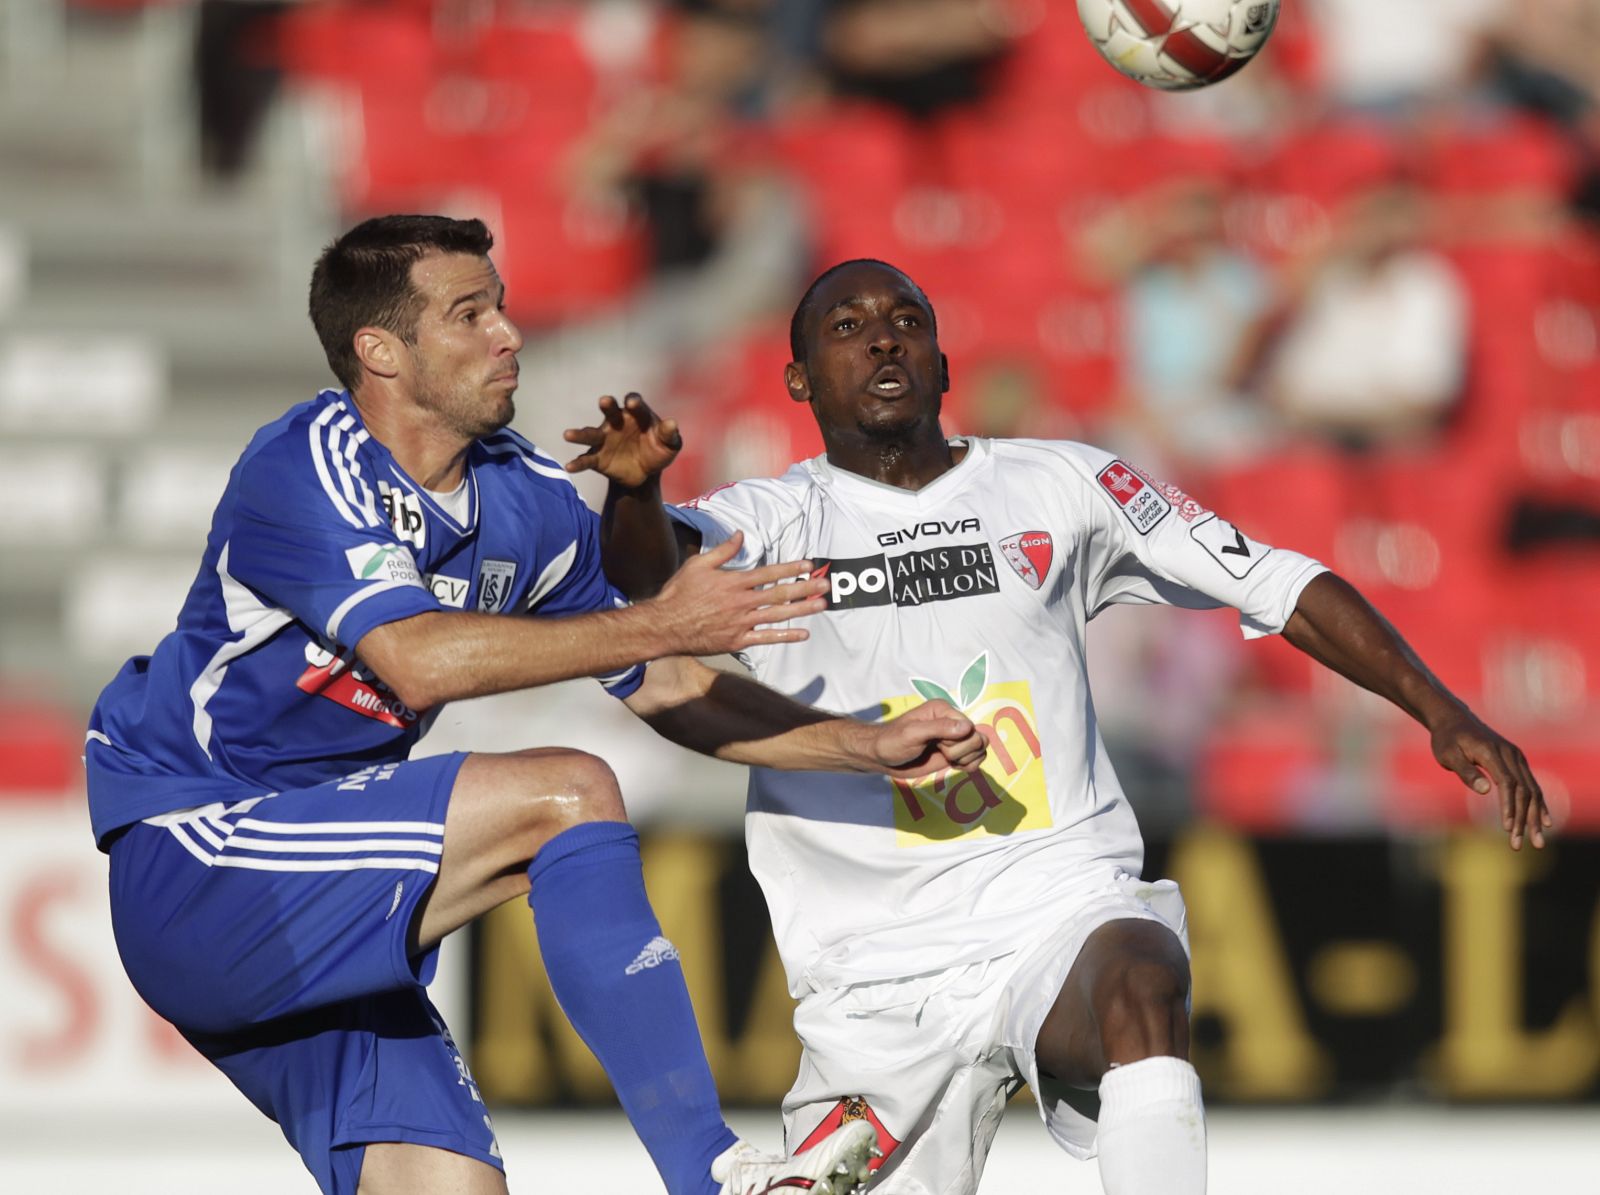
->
xmin=85 ymin=218 xmax=988 ymax=1195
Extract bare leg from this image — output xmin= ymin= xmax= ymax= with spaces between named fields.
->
xmin=410 ymin=748 xmax=627 ymax=953
xmin=1034 ymin=918 xmax=1190 ymax=1085
xmin=358 ymin=1142 xmax=509 ymax=1195
xmin=404 ymin=747 xmax=738 ymax=1195
xmin=1033 ymin=918 xmax=1203 ymax=1195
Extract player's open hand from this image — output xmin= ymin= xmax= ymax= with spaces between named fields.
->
xmin=1430 ymin=711 xmax=1551 ymax=851
xmin=564 ymin=393 xmax=682 ymax=489
xmin=648 ymin=532 xmax=829 ymax=655
xmin=874 ymin=699 xmax=989 ymax=779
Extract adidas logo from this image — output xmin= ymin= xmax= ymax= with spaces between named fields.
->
xmin=624 ymin=935 xmax=681 ymax=975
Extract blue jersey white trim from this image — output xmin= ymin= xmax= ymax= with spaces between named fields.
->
xmin=87 ymin=389 xmax=643 ymax=846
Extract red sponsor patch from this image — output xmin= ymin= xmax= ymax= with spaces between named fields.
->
xmin=1097 ymin=460 xmax=1171 ymax=534
xmin=296 ymin=660 xmax=418 ymax=728
xmin=1097 ymin=462 xmax=1147 ymax=506
xmin=999 ymin=530 xmax=1054 ymax=590
xmin=796 ymin=1096 xmax=898 ymax=1172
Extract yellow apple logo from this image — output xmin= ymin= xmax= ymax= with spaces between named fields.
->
xmin=882 ymin=653 xmax=1053 ymax=846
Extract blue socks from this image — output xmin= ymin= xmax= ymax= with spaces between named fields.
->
xmin=527 ymin=821 xmax=735 ymax=1195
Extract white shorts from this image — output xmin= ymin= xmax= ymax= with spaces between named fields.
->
xmin=781 ymin=870 xmax=1189 ymax=1195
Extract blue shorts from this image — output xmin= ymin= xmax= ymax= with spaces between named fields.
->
xmin=106 ymin=752 xmax=504 ymax=1193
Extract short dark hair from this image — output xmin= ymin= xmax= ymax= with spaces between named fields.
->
xmin=308 ymin=214 xmax=495 ymax=391
xmin=788 ymin=258 xmax=937 ymax=363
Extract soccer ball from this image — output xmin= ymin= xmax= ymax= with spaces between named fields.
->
xmin=1076 ymin=0 xmax=1279 ymax=91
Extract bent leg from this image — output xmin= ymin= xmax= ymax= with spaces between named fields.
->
xmin=1034 ymin=918 xmax=1190 ymax=1086
xmin=416 ymin=747 xmax=735 ymax=1195
xmin=1034 ymin=919 xmax=1203 ymax=1195
xmin=412 ymin=748 xmax=629 ymax=951
xmin=108 ymin=762 xmax=506 ymax=1193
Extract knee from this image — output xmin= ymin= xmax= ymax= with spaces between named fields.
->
xmin=509 ymin=748 xmax=627 ymax=836
xmin=1093 ymin=955 xmax=1190 ymax=1058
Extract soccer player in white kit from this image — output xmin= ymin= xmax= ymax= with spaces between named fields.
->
xmin=568 ymin=259 xmax=1551 ymax=1195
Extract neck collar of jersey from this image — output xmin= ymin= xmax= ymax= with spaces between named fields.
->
xmin=812 ymin=437 xmax=988 ymax=507
xmin=321 ymin=390 xmax=481 ymax=537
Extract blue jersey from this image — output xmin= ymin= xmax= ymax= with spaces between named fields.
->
xmin=87 ymin=389 xmax=642 ymax=845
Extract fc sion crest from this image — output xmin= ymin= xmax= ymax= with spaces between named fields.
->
xmin=998 ymin=530 xmax=1053 ymax=591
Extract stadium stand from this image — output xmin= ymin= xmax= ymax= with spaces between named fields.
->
xmin=2 ymin=0 xmax=1593 ymax=828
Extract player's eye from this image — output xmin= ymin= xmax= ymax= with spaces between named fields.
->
xmin=461 ymin=309 xmax=478 ymax=324
xmin=897 ymin=314 xmax=920 ymax=328
xmin=834 ymin=318 xmax=856 ymax=332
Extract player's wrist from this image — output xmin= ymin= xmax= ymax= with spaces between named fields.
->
xmin=609 ymin=470 xmax=665 ymax=498
xmin=1411 ymin=684 xmax=1474 ymax=736
xmin=609 ymin=598 xmax=679 ymax=663
xmin=846 ymin=719 xmax=896 ymax=773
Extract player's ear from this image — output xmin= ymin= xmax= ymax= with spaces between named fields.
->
xmin=940 ymin=353 xmax=950 ymax=394
xmin=354 ymin=327 xmax=402 ymax=381
xmin=785 ymin=361 xmax=811 ymax=404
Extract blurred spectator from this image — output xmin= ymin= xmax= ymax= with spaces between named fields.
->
xmin=1307 ymin=0 xmax=1506 ymax=112
xmin=1264 ymin=181 xmax=1468 ymax=452
xmin=1081 ymin=177 xmax=1279 ymax=475
xmin=776 ymin=0 xmax=1018 ymax=118
xmin=195 ymin=0 xmax=290 ymax=180
xmin=946 ymin=354 xmax=1082 ymax=441
xmin=1480 ymin=0 xmax=1600 ymax=223
xmin=576 ymin=1 xmax=773 ymax=274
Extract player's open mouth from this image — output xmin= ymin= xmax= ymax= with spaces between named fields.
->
xmin=870 ymin=366 xmax=908 ymax=397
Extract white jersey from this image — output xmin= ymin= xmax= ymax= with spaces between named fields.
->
xmin=671 ymin=438 xmax=1325 ymax=995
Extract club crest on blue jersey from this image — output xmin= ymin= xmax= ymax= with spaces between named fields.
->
xmin=477 ymin=559 xmax=518 ymax=612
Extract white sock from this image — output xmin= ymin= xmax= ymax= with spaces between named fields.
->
xmin=1095 ymin=1056 xmax=1206 ymax=1195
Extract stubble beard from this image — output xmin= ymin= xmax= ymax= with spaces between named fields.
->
xmin=414 ymin=369 xmax=514 ymax=442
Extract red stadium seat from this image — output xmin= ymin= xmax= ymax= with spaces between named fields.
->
xmin=935 ymin=112 xmax=1094 ymax=206
xmin=1487 ymin=557 xmax=1600 ymax=719
xmin=495 ymin=183 xmax=648 ymax=326
xmin=1196 ymin=708 xmax=1331 ymax=829
xmin=1207 ymin=446 xmax=1349 ymax=565
xmin=1422 ymin=116 xmax=1577 ymax=198
xmin=772 ymin=105 xmax=921 ymax=268
xmin=275 ymin=5 xmax=440 ymax=89
xmin=472 ymin=20 xmax=597 ymax=105
xmin=985 ymin=1 xmax=1115 ymax=110
xmin=665 ymin=330 xmax=823 ymax=498
xmin=1255 ymin=121 xmax=1402 ymax=207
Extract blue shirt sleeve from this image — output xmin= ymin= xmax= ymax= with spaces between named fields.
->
xmin=525 ymin=487 xmax=644 ymax=698
xmin=225 ymin=438 xmax=443 ymax=650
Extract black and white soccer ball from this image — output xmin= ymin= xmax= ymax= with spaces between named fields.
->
xmin=1076 ymin=0 xmax=1280 ymax=91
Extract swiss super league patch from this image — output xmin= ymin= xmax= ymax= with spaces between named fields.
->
xmin=1097 ymin=460 xmax=1170 ymax=534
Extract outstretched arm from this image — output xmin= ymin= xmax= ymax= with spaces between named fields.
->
xmin=1282 ymin=571 xmax=1550 ymax=850
xmin=566 ymin=393 xmax=701 ymax=598
xmin=626 ymin=655 xmax=988 ymax=777
xmin=357 ymin=535 xmax=824 ymax=710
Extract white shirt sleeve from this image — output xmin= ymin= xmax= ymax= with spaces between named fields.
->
xmin=1067 ymin=447 xmax=1328 ymax=639
xmin=667 ymin=476 xmax=801 ymax=570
